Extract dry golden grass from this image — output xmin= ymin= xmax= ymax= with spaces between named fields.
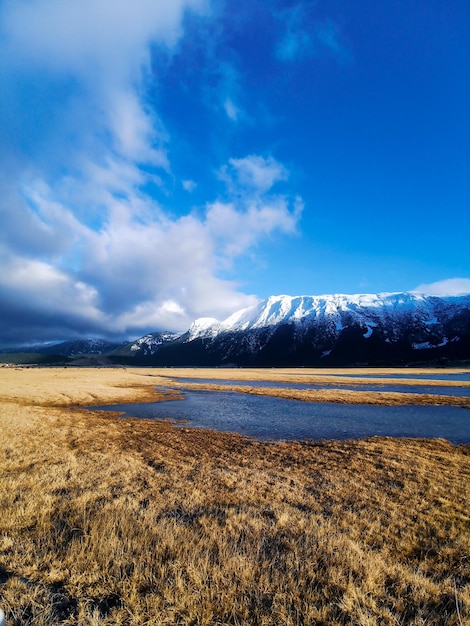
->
xmin=0 ymin=367 xmax=469 ymax=625
xmin=154 ymin=365 xmax=470 ymax=386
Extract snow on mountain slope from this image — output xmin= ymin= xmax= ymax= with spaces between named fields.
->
xmin=123 ymin=291 xmax=470 ymax=366
xmin=189 ymin=292 xmax=465 ymax=339
xmin=125 ymin=331 xmax=181 ymax=355
xmin=187 ymin=317 xmax=220 ymax=340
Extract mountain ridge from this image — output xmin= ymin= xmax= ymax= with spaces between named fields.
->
xmin=2 ymin=291 xmax=470 ymax=367
xmin=119 ymin=291 xmax=470 ymax=367
xmin=186 ymin=292 xmax=461 ymax=337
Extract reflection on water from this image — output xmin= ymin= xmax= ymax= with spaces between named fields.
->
xmin=92 ymin=390 xmax=470 ymax=444
xmin=170 ymin=378 xmax=470 ymax=397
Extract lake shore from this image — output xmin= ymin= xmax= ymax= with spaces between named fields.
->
xmin=1 ymin=367 xmax=469 ymax=625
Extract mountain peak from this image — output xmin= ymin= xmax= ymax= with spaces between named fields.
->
xmin=188 ymin=317 xmax=220 ymax=340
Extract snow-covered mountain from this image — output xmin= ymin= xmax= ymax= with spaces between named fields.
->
xmin=123 ymin=292 xmax=470 ymax=366
xmin=8 ymin=292 xmax=467 ymax=366
xmin=187 ymin=293 xmax=449 ymax=337
xmin=114 ymin=331 xmax=181 ymax=357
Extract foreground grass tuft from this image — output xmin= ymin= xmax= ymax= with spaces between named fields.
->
xmin=0 ymin=368 xmax=469 ymax=624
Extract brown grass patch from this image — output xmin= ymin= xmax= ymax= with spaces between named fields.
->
xmin=0 ymin=367 xmax=469 ymax=625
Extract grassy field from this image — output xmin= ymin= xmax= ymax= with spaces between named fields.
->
xmin=0 ymin=367 xmax=469 ymax=625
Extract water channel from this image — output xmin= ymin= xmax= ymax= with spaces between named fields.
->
xmin=325 ymin=372 xmax=470 ymax=382
xmin=168 ymin=377 xmax=470 ymax=397
xmin=92 ymin=387 xmax=470 ymax=444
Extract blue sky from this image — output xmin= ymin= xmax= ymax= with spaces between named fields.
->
xmin=0 ymin=0 xmax=469 ymax=345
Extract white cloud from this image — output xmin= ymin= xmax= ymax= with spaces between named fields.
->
xmin=107 ymin=89 xmax=169 ymax=167
xmin=114 ymin=299 xmax=187 ymax=334
xmin=209 ymin=155 xmax=302 ymax=261
xmin=220 ymin=155 xmax=289 ymax=194
xmin=206 ymin=196 xmax=302 ymax=259
xmin=1 ymin=149 xmax=290 ymax=342
xmin=413 ymin=278 xmax=470 ymax=297
xmin=224 ymin=98 xmax=240 ymax=121
xmin=1 ymin=0 xmax=207 ymax=78
xmin=208 ymin=61 xmax=245 ymax=124
xmin=0 ymin=247 xmax=104 ymax=325
xmin=0 ymin=191 xmax=263 ymax=340
xmin=0 ymin=0 xmax=207 ymax=185
xmin=0 ymin=1 xmax=304 ymax=345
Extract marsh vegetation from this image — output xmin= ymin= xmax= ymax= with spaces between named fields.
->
xmin=0 ymin=367 xmax=469 ymax=624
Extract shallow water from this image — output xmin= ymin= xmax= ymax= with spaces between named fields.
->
xmin=92 ymin=390 xmax=470 ymax=444
xmin=170 ymin=377 xmax=470 ymax=397
xmin=327 ymin=372 xmax=470 ymax=382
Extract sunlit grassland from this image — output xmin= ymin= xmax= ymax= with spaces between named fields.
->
xmin=0 ymin=367 xmax=469 ymax=625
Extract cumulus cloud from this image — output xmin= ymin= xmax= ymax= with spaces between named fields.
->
xmin=413 ymin=278 xmax=470 ymax=297
xmin=207 ymin=197 xmax=303 ymax=259
xmin=219 ymin=155 xmax=289 ymax=195
xmin=210 ymin=155 xmax=302 ymax=259
xmin=0 ymin=1 xmax=304 ymax=346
